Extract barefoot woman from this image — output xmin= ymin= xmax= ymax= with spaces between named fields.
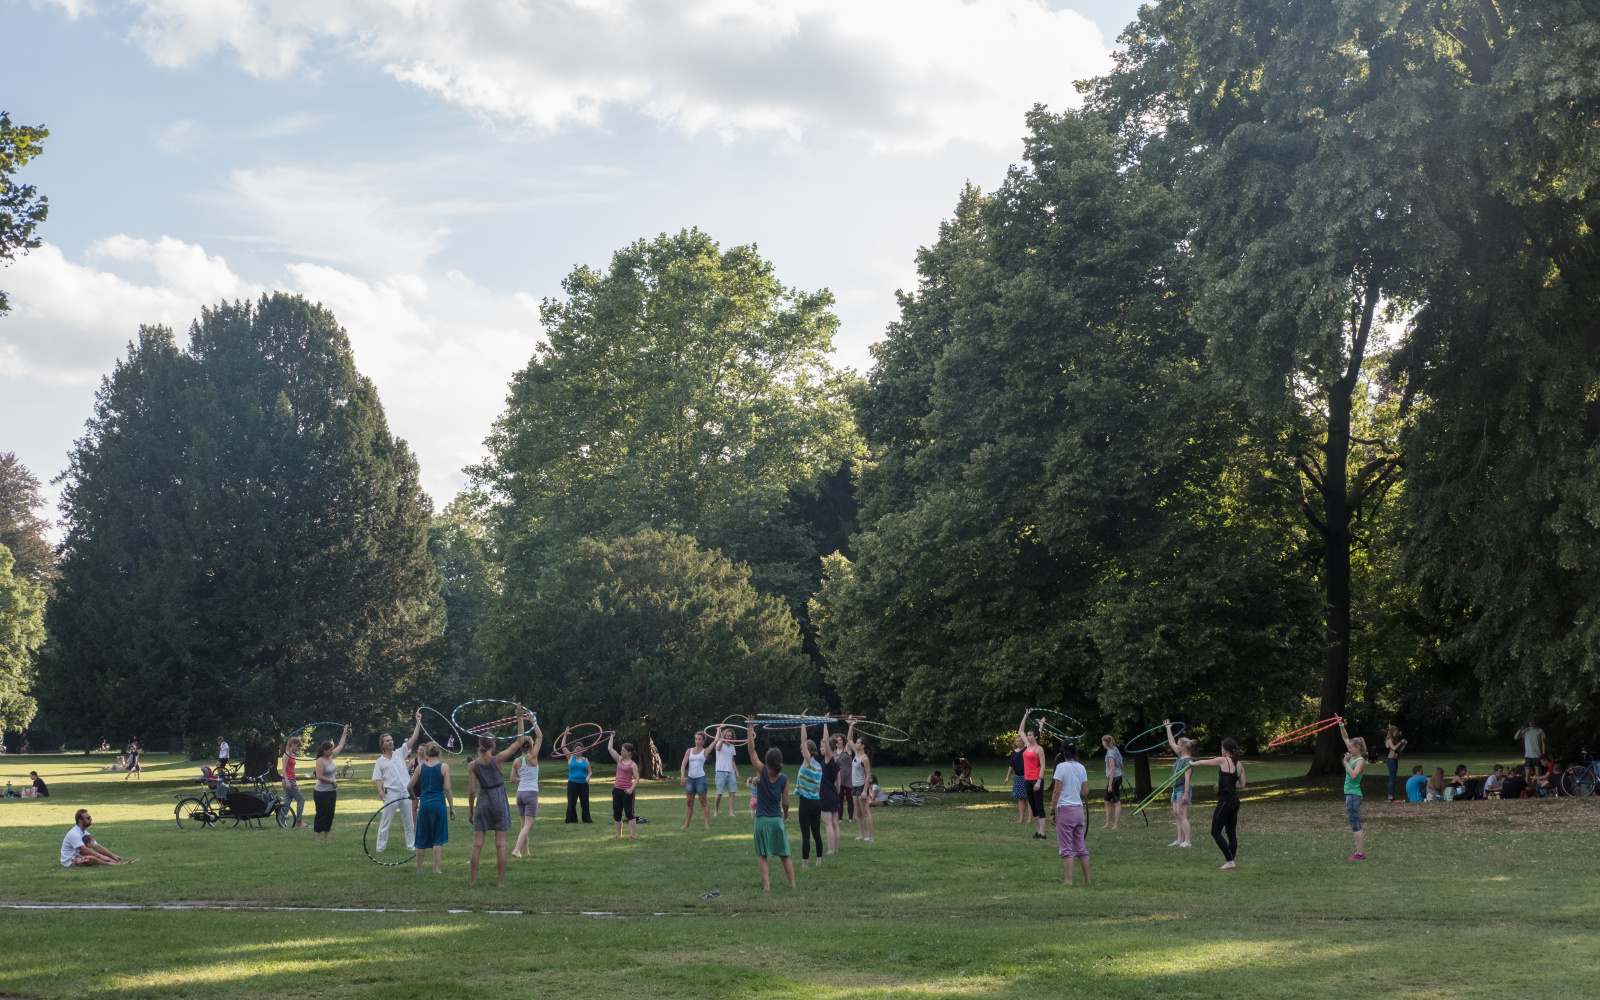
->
xmin=1189 ymin=736 xmax=1246 ymax=869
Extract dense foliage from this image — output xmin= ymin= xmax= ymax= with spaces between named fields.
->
xmin=0 ymin=112 xmax=48 ymax=315
xmin=0 ymin=453 xmax=54 ymax=586
xmin=813 ymin=110 xmax=1320 ymax=759
xmin=489 ymin=529 xmax=810 ymax=753
xmin=0 ymin=543 xmax=45 ymax=735
xmin=473 ymin=229 xmax=861 ymax=689
xmin=40 ymin=295 xmax=443 ymax=743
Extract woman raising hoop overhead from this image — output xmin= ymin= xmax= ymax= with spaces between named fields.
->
xmin=1161 ymin=720 xmax=1194 ymax=848
xmin=1017 ymin=710 xmax=1048 ymax=840
xmin=1183 ymin=728 xmax=1246 ymax=869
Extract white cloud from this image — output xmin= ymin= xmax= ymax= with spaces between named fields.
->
xmin=126 ymin=0 xmax=1109 ymax=149
xmin=2 ymin=237 xmax=541 ymax=500
xmin=226 ymin=165 xmax=455 ymax=274
xmin=0 ymin=237 xmax=263 ymax=386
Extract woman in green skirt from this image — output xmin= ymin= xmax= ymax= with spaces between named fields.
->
xmin=742 ymin=719 xmax=795 ymax=890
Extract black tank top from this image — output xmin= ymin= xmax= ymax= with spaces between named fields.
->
xmin=1217 ymin=763 xmax=1239 ymax=800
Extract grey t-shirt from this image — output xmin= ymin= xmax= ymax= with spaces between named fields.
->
xmin=851 ymin=756 xmax=866 ymax=788
xmin=314 ymin=757 xmax=337 ymax=793
xmin=1522 ymin=728 xmax=1544 ymax=758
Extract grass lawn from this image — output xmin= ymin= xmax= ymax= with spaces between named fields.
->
xmin=1 ymin=749 xmax=1596 ymax=998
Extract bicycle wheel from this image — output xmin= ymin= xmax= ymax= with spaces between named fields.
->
xmin=276 ymin=802 xmax=294 ymax=828
xmin=909 ymin=780 xmax=932 ymax=793
xmin=1562 ymin=764 xmax=1597 ymax=797
xmin=174 ymin=796 xmax=214 ymax=830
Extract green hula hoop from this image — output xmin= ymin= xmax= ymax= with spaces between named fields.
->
xmin=1130 ymin=763 xmax=1192 ymax=818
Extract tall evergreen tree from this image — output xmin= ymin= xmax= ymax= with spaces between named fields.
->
xmin=0 ymin=453 xmax=55 ymax=585
xmin=813 ymin=110 xmax=1319 ymax=762
xmin=41 ymin=295 xmax=443 ymax=743
xmin=473 ymin=229 xmax=861 ymax=689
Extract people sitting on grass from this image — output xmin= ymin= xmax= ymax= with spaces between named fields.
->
xmin=1483 ymin=764 xmax=1505 ymax=798
xmin=952 ymin=758 xmax=972 ymax=784
xmin=1405 ymin=765 xmax=1428 ymax=803
xmin=1534 ymin=760 xmax=1560 ymax=797
xmin=29 ymin=771 xmax=48 ymax=797
xmin=1426 ymin=767 xmax=1447 ymax=802
xmin=1445 ymin=765 xmax=1469 ymax=801
xmin=61 ymin=809 xmax=137 ymax=867
xmin=926 ymin=770 xmax=945 ymax=789
xmin=1499 ymin=766 xmax=1530 ymax=800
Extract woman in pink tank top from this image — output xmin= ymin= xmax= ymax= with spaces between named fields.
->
xmin=607 ymin=733 xmax=639 ymax=840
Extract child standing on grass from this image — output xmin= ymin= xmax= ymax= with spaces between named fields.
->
xmin=1050 ymin=742 xmax=1091 ymax=885
xmin=1100 ymin=734 xmax=1124 ymax=830
xmin=743 ymin=720 xmax=796 ymax=890
xmin=1338 ymin=719 xmax=1366 ymax=860
xmin=608 ymin=733 xmax=640 ymax=839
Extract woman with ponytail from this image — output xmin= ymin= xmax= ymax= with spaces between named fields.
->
xmin=1189 ymin=736 xmax=1246 ymax=869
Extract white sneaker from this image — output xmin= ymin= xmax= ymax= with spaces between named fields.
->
xmin=863 ymin=837 xmax=874 ymax=842
xmin=855 ymin=836 xmax=862 ymax=840
xmin=1168 ymin=840 xmax=1182 ymax=847
xmin=1180 ymin=842 xmax=1191 ymax=847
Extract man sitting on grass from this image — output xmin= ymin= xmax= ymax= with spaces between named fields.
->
xmin=926 ymin=770 xmax=945 ymax=789
xmin=61 ymin=809 xmax=137 ymax=867
xmin=1405 ymin=765 xmax=1428 ymax=803
xmin=1483 ymin=765 xmax=1505 ymax=799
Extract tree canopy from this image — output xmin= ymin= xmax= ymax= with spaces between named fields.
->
xmin=0 ymin=543 xmax=45 ymax=736
xmin=0 ymin=453 xmax=54 ymax=586
xmin=812 ymin=109 xmax=1319 ymax=759
xmin=490 ymin=529 xmax=810 ymax=752
xmin=473 ymin=228 xmax=861 ymax=688
xmin=40 ymin=294 xmax=443 ymax=743
xmin=0 ymin=112 xmax=49 ymax=315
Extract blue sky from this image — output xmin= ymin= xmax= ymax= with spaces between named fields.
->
xmin=3 ymin=0 xmax=1138 ymax=514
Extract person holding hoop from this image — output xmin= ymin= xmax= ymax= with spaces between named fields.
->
xmin=510 ymin=709 xmax=544 ymax=859
xmin=831 ymin=732 xmax=855 ymax=823
xmin=819 ymin=723 xmax=843 ymax=855
xmin=608 ymin=732 xmax=640 ymax=840
xmin=1338 ymin=718 xmax=1367 ymax=860
xmin=1017 ymin=711 xmax=1047 ymax=840
xmin=743 ymin=719 xmax=795 ymax=889
xmin=794 ymin=723 xmax=824 ymax=867
xmin=849 ymin=723 xmax=876 ymax=843
xmin=564 ymin=742 xmax=593 ymax=824
xmin=1383 ymin=725 xmax=1407 ymax=802
xmin=679 ymin=731 xmax=712 ymax=829
xmin=1049 ymin=742 xmax=1090 ymax=885
xmin=373 ymin=710 xmax=425 ymax=855
xmin=466 ymin=706 xmax=529 ymax=887
xmin=712 ymin=727 xmax=742 ymax=819
xmin=1161 ymin=720 xmax=1193 ymax=847
xmin=312 ymin=725 xmax=352 ymax=843
xmin=1189 ymin=736 xmax=1246 ymax=868
xmin=408 ymin=740 xmax=455 ymax=873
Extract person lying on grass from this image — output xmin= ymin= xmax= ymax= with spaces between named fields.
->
xmin=742 ymin=718 xmax=795 ymax=890
xmin=61 ymin=809 xmax=136 ymax=867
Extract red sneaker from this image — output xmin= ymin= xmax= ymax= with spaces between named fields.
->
xmin=1348 ymin=853 xmax=1365 ymax=860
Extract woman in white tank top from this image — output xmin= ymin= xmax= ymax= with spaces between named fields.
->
xmin=680 ymin=731 xmax=712 ymax=829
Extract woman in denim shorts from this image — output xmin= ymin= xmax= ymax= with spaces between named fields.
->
xmin=680 ymin=731 xmax=711 ymax=829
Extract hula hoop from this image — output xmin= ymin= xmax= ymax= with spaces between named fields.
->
xmin=417 ymin=706 xmax=466 ymax=755
xmin=361 ymin=800 xmax=418 ymax=866
xmin=282 ymin=722 xmax=351 ymax=762
xmin=550 ymin=727 xmax=613 ymax=758
xmin=1130 ymin=763 xmax=1192 ymax=818
xmin=1026 ymin=708 xmax=1086 ymax=741
xmin=759 ymin=715 xmax=839 ymax=729
xmin=451 ymin=699 xmax=532 ymax=742
xmin=1267 ymin=717 xmax=1342 ymax=748
xmin=850 ymin=720 xmax=910 ymax=743
xmin=1124 ymin=721 xmax=1185 ymax=755
xmin=702 ymin=721 xmax=753 ymax=739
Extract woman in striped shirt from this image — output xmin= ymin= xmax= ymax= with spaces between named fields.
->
xmin=795 ymin=724 xmax=824 ymax=867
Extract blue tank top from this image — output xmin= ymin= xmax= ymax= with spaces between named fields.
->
xmin=417 ymin=761 xmax=445 ymax=802
xmin=568 ymin=756 xmax=590 ymax=782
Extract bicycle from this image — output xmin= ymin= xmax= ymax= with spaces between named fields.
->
xmin=1561 ymin=749 xmax=1598 ymax=797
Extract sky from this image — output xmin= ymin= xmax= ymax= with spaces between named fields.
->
xmin=2 ymin=0 xmax=1139 ymax=519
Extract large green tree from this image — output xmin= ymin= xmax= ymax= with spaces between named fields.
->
xmin=421 ymin=493 xmax=498 ymax=707
xmin=1088 ymin=0 xmax=1463 ymax=771
xmin=0 ymin=453 xmax=54 ymax=585
xmin=1394 ymin=1 xmax=1600 ymax=743
xmin=41 ymin=295 xmax=443 ymax=744
xmin=491 ymin=529 xmax=810 ymax=755
xmin=0 ymin=112 xmax=48 ymax=315
xmin=0 ymin=543 xmax=45 ymax=737
xmin=813 ymin=110 xmax=1319 ymax=766
xmin=474 ymin=229 xmax=861 ymax=686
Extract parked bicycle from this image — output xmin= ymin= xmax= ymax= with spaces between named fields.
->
xmin=1561 ymin=749 xmax=1598 ymax=797
xmin=174 ymin=768 xmax=292 ymax=829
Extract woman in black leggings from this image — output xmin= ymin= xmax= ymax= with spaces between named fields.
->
xmin=1190 ymin=737 xmax=1246 ymax=869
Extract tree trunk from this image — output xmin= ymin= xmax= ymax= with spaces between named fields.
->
xmin=244 ymin=740 xmax=280 ymax=782
xmin=1310 ymin=282 xmax=1379 ymax=776
xmin=1133 ymin=749 xmax=1152 ymax=800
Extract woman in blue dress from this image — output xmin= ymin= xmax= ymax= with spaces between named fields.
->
xmin=407 ymin=741 xmax=454 ymax=874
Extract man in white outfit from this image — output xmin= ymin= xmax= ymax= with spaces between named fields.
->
xmin=373 ymin=711 xmax=425 ymax=852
